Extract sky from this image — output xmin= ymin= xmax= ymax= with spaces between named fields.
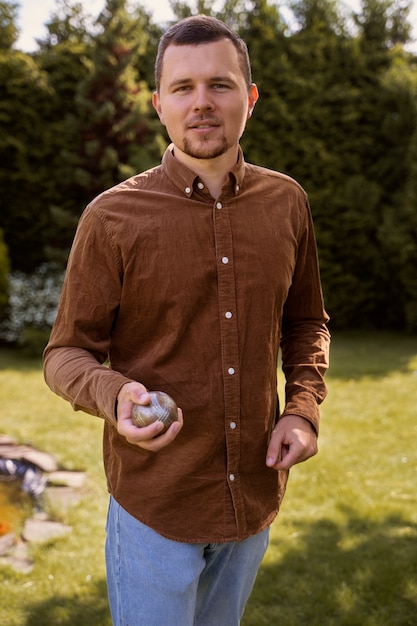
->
xmin=15 ymin=0 xmax=417 ymax=52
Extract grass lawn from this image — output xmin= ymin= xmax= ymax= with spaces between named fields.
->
xmin=1 ymin=331 xmax=417 ymax=625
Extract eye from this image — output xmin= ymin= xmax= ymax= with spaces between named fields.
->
xmin=171 ymin=84 xmax=192 ymax=94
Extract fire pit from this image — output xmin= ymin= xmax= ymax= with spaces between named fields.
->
xmin=0 ymin=434 xmax=86 ymax=572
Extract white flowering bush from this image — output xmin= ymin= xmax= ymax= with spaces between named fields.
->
xmin=0 ymin=263 xmax=64 ymax=348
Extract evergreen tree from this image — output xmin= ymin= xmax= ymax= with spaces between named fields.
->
xmin=0 ymin=43 xmax=57 ymax=270
xmin=0 ymin=0 xmax=18 ymax=49
xmin=0 ymin=1 xmax=94 ymax=270
xmin=0 ymin=228 xmax=10 ymax=321
xmin=36 ymin=1 xmax=95 ymax=264
xmin=71 ymin=0 xmax=164 ymax=205
xmin=238 ymin=0 xmax=297 ymax=170
xmin=241 ymin=0 xmax=417 ymax=329
xmin=374 ymin=49 xmax=417 ymax=330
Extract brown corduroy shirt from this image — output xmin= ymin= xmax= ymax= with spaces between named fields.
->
xmin=43 ymin=146 xmax=330 ymax=543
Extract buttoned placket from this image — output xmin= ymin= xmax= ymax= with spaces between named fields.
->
xmin=212 ymin=196 xmax=247 ymax=537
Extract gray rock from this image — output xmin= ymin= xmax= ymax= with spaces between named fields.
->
xmin=47 ymin=471 xmax=86 ymax=488
xmin=6 ymin=541 xmax=33 ymax=573
xmin=0 ymin=532 xmax=16 ymax=556
xmin=22 ymin=518 xmax=71 ymax=543
xmin=0 ymin=442 xmax=58 ymax=472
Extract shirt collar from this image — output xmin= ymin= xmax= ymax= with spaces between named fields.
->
xmin=162 ymin=144 xmax=245 ymax=198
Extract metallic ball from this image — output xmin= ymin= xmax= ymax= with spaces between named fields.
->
xmin=131 ymin=391 xmax=178 ymax=433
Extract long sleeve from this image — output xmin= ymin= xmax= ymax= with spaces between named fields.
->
xmin=280 ymin=198 xmax=330 ymax=432
xmin=43 ymin=206 xmax=133 ymax=424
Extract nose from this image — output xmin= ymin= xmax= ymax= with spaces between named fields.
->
xmin=192 ymin=84 xmax=214 ymax=112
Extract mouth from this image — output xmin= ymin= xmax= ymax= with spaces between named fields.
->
xmin=187 ymin=118 xmax=221 ymax=131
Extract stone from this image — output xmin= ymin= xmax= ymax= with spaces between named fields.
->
xmin=0 ymin=532 xmax=16 ymax=556
xmin=6 ymin=541 xmax=33 ymax=573
xmin=22 ymin=518 xmax=71 ymax=543
xmin=47 ymin=471 xmax=86 ymax=488
xmin=44 ymin=486 xmax=83 ymax=511
xmin=0 ymin=440 xmax=58 ymax=472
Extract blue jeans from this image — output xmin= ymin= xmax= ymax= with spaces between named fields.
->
xmin=105 ymin=496 xmax=269 ymax=626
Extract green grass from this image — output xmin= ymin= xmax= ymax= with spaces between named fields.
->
xmin=1 ymin=332 xmax=417 ymax=626
xmin=243 ymin=331 xmax=417 ymax=626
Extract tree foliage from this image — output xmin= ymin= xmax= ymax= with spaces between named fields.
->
xmin=0 ymin=0 xmax=18 ymax=49
xmin=239 ymin=0 xmax=417 ymax=330
xmin=0 ymin=228 xmax=10 ymax=320
xmin=0 ymin=47 xmax=57 ymax=271
xmin=71 ymin=0 xmax=163 ymax=202
xmin=0 ymin=0 xmax=417 ymax=331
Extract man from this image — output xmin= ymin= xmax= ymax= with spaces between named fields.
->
xmin=44 ymin=14 xmax=330 ymax=626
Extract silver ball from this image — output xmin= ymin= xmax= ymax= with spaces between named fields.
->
xmin=131 ymin=391 xmax=178 ymax=433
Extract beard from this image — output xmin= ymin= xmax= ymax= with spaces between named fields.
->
xmin=182 ymin=133 xmax=229 ymax=160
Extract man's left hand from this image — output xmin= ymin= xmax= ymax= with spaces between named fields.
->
xmin=266 ymin=414 xmax=318 ymax=471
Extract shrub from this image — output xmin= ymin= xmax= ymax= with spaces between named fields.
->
xmin=0 ymin=228 xmax=10 ymax=320
xmin=0 ymin=263 xmax=64 ymax=352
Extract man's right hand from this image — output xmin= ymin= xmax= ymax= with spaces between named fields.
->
xmin=116 ymin=382 xmax=183 ymax=451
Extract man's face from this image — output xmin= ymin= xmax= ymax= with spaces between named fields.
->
xmin=153 ymin=39 xmax=258 ymax=162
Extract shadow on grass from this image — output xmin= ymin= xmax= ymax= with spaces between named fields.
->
xmin=244 ymin=510 xmax=417 ymax=626
xmin=21 ymin=512 xmax=417 ymax=626
xmin=24 ymin=578 xmax=112 ymax=626
xmin=327 ymin=331 xmax=417 ymax=380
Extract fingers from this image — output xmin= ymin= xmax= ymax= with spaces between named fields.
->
xmin=117 ymin=381 xmax=150 ymax=413
xmin=136 ymin=409 xmax=183 ymax=452
xmin=116 ymin=382 xmax=183 ymax=451
xmin=266 ymin=414 xmax=318 ymax=471
xmin=266 ymin=436 xmax=294 ymax=470
xmin=118 ymin=411 xmax=165 ymax=442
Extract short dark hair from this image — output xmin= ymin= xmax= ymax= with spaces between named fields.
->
xmin=154 ymin=15 xmax=252 ymax=92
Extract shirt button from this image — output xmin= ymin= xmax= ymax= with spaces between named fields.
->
xmin=225 ymin=311 xmax=232 ymax=319
xmin=228 ymin=367 xmax=235 ymax=375
xmin=230 ymin=421 xmax=237 ymax=430
xmin=185 ymin=186 xmax=191 ymax=194
xmin=198 ymin=182 xmax=204 ymax=189
xmin=216 ymin=202 xmax=222 ymax=209
xmin=229 ymin=474 xmax=235 ymax=481
xmin=222 ymin=256 xmax=229 ymax=264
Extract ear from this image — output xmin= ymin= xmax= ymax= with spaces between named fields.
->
xmin=152 ymin=91 xmax=165 ymax=125
xmin=247 ymin=83 xmax=259 ymax=119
